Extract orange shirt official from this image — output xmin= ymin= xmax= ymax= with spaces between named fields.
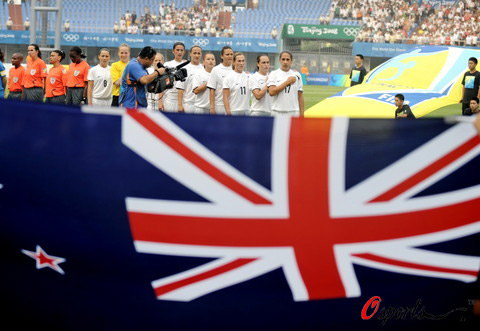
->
xmin=66 ymin=61 xmax=90 ymax=88
xmin=46 ymin=66 xmax=67 ymax=97
xmin=23 ymin=58 xmax=47 ymax=88
xmin=8 ymin=65 xmax=25 ymax=92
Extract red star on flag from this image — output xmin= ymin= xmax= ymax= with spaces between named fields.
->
xmin=21 ymin=245 xmax=66 ymax=275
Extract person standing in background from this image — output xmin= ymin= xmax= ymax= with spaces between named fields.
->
xmin=177 ymin=45 xmax=203 ymax=113
xmin=192 ymin=52 xmax=216 ymax=114
xmin=24 ymin=17 xmax=30 ymax=31
xmin=267 ymin=51 xmax=304 ymax=116
xmin=460 ymin=57 xmax=480 ymax=115
xmin=65 ymin=46 xmax=90 ymax=105
xmin=87 ymin=48 xmax=113 ymax=106
xmin=6 ymin=17 xmax=13 ymax=30
xmin=223 ymin=52 xmax=250 ymax=116
xmin=162 ymin=42 xmax=186 ymax=112
xmin=350 ymin=54 xmax=367 ymax=87
xmin=146 ymin=52 xmax=165 ymax=111
xmin=64 ymin=19 xmax=70 ymax=32
xmin=394 ymin=94 xmax=415 ymax=119
xmin=7 ymin=53 xmax=25 ymax=100
xmin=300 ymin=61 xmax=309 ymax=86
xmin=0 ymin=48 xmax=7 ymax=98
xmin=22 ymin=44 xmax=47 ymax=102
xmin=463 ymin=97 xmax=480 ymax=116
xmin=111 ymin=43 xmax=131 ymax=106
xmin=249 ymin=55 xmax=271 ymax=116
xmin=45 ymin=50 xmax=67 ymax=104
xmin=207 ymin=46 xmax=233 ymax=114
xmin=119 ymin=46 xmax=165 ymax=109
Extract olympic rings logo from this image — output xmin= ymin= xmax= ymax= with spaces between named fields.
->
xmin=343 ymin=27 xmax=359 ymax=37
xmin=63 ymin=33 xmax=80 ymax=42
xmin=193 ymin=38 xmax=209 ymax=47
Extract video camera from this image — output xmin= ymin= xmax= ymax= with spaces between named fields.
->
xmin=147 ymin=60 xmax=190 ymax=94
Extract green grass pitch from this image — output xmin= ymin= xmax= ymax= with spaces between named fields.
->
xmin=303 ymin=85 xmax=461 ymax=117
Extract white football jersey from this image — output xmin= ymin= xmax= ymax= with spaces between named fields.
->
xmin=223 ymin=70 xmax=250 ymax=112
xmin=192 ymin=68 xmax=211 ymax=109
xmin=267 ymin=69 xmax=303 ymax=112
xmin=146 ymin=67 xmax=160 ymax=110
xmin=87 ymin=65 xmax=112 ymax=99
xmin=207 ymin=63 xmax=232 ymax=106
xmin=163 ymin=59 xmax=187 ymax=104
xmin=249 ymin=72 xmax=271 ymax=113
xmin=175 ymin=62 xmax=202 ymax=106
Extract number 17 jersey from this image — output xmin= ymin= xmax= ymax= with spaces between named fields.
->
xmin=267 ymin=68 xmax=303 ymax=112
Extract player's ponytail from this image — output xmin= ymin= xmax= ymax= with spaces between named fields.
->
xmin=29 ymin=43 xmax=42 ymax=59
xmin=70 ymin=46 xmax=87 ymax=59
xmin=0 ymin=48 xmax=4 ymax=62
xmin=52 ymin=50 xmax=65 ymax=62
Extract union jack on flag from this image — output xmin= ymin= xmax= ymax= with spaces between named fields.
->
xmin=123 ymin=110 xmax=480 ymax=302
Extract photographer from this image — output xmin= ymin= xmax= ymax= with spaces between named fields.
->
xmin=119 ymin=46 xmax=165 ymax=109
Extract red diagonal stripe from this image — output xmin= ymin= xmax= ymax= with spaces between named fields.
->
xmin=370 ymin=135 xmax=480 ymax=202
xmin=128 ymin=110 xmax=272 ymax=205
xmin=129 ymin=212 xmax=291 ymax=246
xmin=154 ymin=258 xmax=257 ymax=297
xmin=352 ymin=253 xmax=479 ymax=277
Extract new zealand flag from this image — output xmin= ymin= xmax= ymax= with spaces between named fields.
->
xmin=0 ymin=99 xmax=479 ymax=330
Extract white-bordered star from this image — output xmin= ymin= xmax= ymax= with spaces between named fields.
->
xmin=21 ymin=245 xmax=66 ymax=275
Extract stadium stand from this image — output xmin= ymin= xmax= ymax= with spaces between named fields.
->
xmin=410 ymin=0 xmax=479 ymax=46
xmin=233 ymin=0 xmax=334 ymax=39
xmin=19 ymin=0 xmax=195 ymax=34
xmin=3 ymin=0 xmax=478 ymax=44
xmin=350 ymin=0 xmax=480 ymax=46
xmin=352 ymin=0 xmax=421 ymax=43
xmin=12 ymin=0 xmax=334 ymax=39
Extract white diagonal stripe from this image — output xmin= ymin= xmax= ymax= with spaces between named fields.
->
xmin=157 ymin=257 xmax=282 ymax=302
xmin=126 ymin=198 xmax=288 ymax=218
xmin=123 ymin=113 xmax=252 ymax=205
xmin=345 ymin=122 xmax=476 ymax=205
xmin=368 ymin=247 xmax=480 ymax=273
xmin=144 ymin=111 xmax=274 ymax=202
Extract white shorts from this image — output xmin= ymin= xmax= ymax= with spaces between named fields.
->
xmin=271 ymin=110 xmax=300 ymax=117
xmin=231 ymin=110 xmax=249 ymax=116
xmin=213 ymin=104 xmax=226 ymax=115
xmin=92 ymin=98 xmax=113 ymax=106
xmin=184 ymin=102 xmax=196 ymax=114
xmin=250 ymin=110 xmax=271 ymax=116
xmin=163 ymin=99 xmax=179 ymax=112
xmin=195 ymin=107 xmax=210 ymax=114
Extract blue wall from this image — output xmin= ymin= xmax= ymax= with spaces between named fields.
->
xmin=0 ymin=30 xmax=279 ymax=53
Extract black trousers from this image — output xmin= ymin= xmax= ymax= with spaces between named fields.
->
xmin=112 ymin=95 xmax=119 ymax=107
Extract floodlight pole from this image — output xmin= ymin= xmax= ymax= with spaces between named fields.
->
xmin=30 ymin=0 xmax=63 ymax=53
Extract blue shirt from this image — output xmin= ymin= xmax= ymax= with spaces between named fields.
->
xmin=119 ymin=59 xmax=149 ymax=108
xmin=0 ymin=61 xmax=6 ymax=98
